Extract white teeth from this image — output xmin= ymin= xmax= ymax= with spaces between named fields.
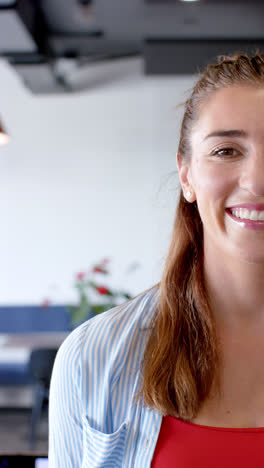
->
xmin=242 ymin=209 xmax=249 ymax=219
xmin=231 ymin=208 xmax=264 ymax=221
xmin=250 ymin=210 xmax=258 ymax=221
xmin=244 ymin=209 xmax=250 ymax=219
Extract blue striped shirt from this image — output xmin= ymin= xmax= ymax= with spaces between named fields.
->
xmin=49 ymin=286 xmax=163 ymax=467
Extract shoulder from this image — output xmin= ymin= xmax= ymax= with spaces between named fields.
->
xmin=54 ymin=285 xmax=160 ymax=379
xmin=50 ymin=286 xmax=160 ymax=438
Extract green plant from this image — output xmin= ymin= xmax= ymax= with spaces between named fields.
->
xmin=67 ymin=258 xmax=138 ymax=328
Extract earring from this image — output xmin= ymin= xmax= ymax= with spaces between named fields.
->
xmin=186 ymin=189 xmax=192 ymax=199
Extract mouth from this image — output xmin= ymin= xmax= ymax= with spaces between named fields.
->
xmin=226 ymin=207 xmax=264 ymax=231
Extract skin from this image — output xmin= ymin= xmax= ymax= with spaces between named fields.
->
xmin=178 ymin=85 xmax=264 ymax=427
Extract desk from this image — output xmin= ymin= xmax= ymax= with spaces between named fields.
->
xmin=0 ymin=332 xmax=69 ymax=348
xmin=0 ymin=332 xmax=69 ymax=364
xmin=0 ymin=332 xmax=69 ymax=407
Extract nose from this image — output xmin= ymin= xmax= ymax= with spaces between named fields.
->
xmin=239 ymin=151 xmax=264 ymax=197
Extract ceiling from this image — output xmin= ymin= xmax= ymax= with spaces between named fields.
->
xmin=1 ymin=0 xmax=264 ymax=93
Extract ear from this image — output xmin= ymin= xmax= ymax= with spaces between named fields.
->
xmin=177 ymin=152 xmax=196 ymax=202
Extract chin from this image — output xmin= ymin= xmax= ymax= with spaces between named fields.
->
xmin=235 ymin=249 xmax=264 ymax=265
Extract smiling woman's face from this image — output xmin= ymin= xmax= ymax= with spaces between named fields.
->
xmin=178 ymin=85 xmax=264 ymax=264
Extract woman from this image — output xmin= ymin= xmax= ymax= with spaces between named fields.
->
xmin=49 ymin=52 xmax=264 ymax=467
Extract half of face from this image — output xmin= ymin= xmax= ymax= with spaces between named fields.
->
xmin=177 ymin=85 xmax=264 ymax=265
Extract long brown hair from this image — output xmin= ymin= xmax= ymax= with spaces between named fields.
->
xmin=140 ymin=51 xmax=264 ymax=420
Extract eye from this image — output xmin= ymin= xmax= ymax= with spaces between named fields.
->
xmin=211 ymin=147 xmax=240 ymax=158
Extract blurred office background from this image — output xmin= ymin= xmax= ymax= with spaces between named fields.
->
xmin=0 ymin=0 xmax=264 ymax=464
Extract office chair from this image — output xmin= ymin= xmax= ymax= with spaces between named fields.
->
xmin=28 ymin=348 xmax=58 ymax=448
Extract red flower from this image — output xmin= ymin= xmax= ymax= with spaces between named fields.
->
xmin=93 ymin=266 xmax=105 ymax=273
xmin=42 ymin=298 xmax=51 ymax=308
xmin=96 ymin=286 xmax=109 ymax=295
xmin=76 ymin=272 xmax=85 ymax=281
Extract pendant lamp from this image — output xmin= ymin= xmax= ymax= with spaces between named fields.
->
xmin=0 ymin=118 xmax=10 ymax=146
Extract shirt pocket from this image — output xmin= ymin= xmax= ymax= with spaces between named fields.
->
xmin=82 ymin=416 xmax=128 ymax=468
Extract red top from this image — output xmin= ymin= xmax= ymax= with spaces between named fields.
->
xmin=151 ymin=415 xmax=264 ymax=468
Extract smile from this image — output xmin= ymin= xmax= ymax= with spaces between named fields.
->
xmin=230 ymin=208 xmax=264 ymax=221
xmin=226 ymin=207 xmax=264 ymax=231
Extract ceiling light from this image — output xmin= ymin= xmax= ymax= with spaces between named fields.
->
xmin=179 ymin=0 xmax=200 ymax=2
xmin=0 ymin=119 xmax=10 ymax=146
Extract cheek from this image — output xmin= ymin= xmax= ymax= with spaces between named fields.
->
xmin=191 ymin=164 xmax=234 ymax=201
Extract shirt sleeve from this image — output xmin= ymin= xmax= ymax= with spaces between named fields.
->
xmin=48 ymin=326 xmax=85 ymax=468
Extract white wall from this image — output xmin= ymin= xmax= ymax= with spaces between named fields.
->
xmin=0 ymin=58 xmax=195 ymax=304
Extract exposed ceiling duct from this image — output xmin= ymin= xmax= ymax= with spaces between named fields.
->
xmin=1 ymin=0 xmax=264 ymax=93
xmin=0 ymin=1 xmax=36 ymax=55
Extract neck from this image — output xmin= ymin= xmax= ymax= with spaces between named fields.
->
xmin=204 ymin=241 xmax=264 ymax=327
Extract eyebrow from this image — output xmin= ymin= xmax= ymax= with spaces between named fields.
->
xmin=203 ymin=129 xmax=248 ymax=141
